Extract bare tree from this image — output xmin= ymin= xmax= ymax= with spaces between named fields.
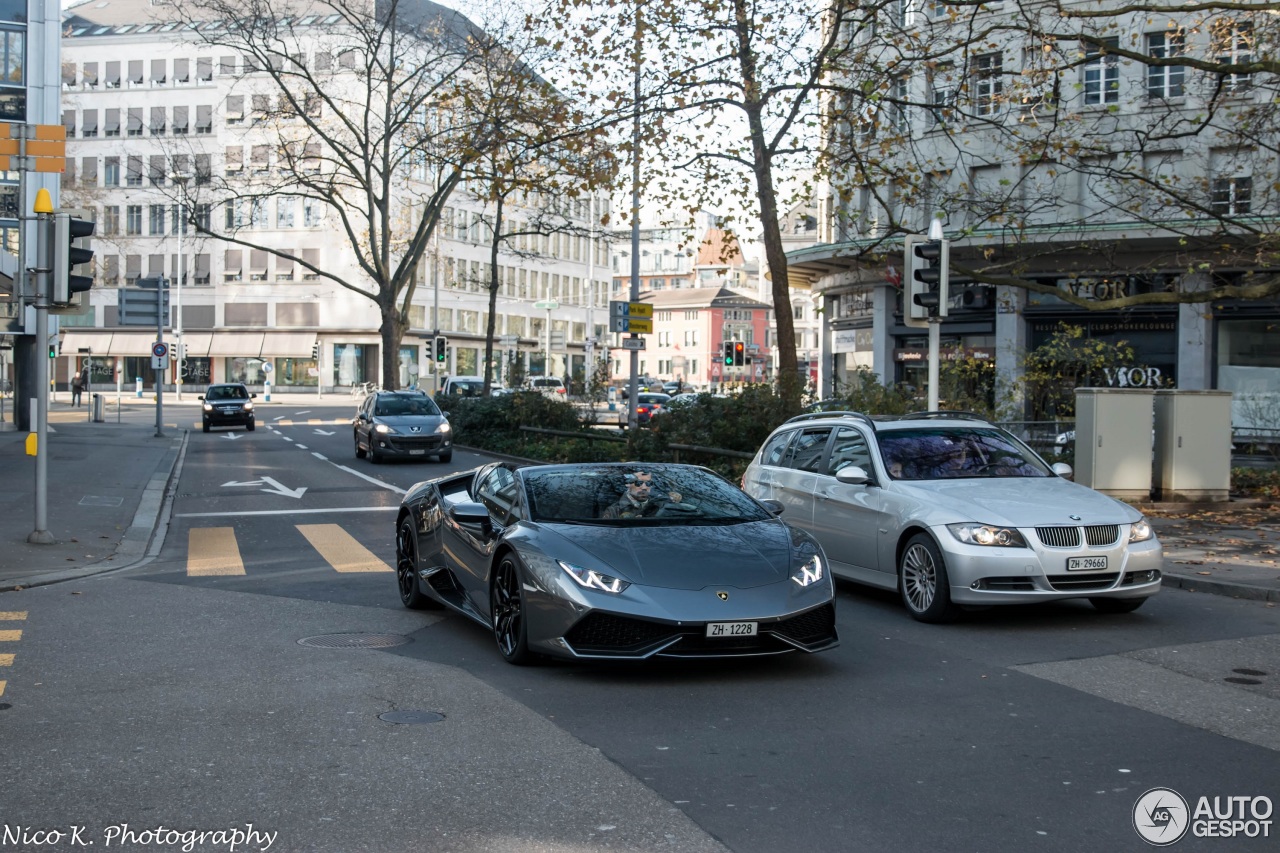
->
xmin=162 ymin=0 xmax=567 ymax=388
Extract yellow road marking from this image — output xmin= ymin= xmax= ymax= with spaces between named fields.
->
xmin=0 ymin=611 xmax=27 ymax=620
xmin=187 ymin=527 xmax=247 ymax=576
xmin=0 ymin=654 xmax=13 ymax=666
xmin=296 ymin=524 xmax=392 ymax=573
xmin=0 ymin=680 xmax=5 ymax=697
xmin=0 ymin=630 xmax=21 ymax=641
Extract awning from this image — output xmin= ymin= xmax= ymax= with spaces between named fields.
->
xmin=60 ymin=331 xmax=114 ymax=355
xmin=208 ymin=332 xmax=264 ymax=357
xmin=110 ymin=333 xmax=158 ymax=356
xmin=261 ymin=332 xmax=316 ymax=357
xmin=179 ymin=332 xmax=212 ymax=358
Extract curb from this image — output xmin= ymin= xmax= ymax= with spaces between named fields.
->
xmin=0 ymin=430 xmax=188 ymax=592
xmin=1161 ymin=572 xmax=1280 ymax=603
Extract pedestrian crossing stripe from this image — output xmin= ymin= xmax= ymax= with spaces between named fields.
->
xmin=187 ymin=527 xmax=246 ymax=576
xmin=185 ymin=525 xmax=392 ymax=575
xmin=0 ymin=654 xmax=13 ymax=666
xmin=0 ymin=612 xmax=26 ymax=620
xmin=0 ymin=630 xmax=21 ymax=641
xmin=296 ymin=524 xmax=393 ymax=573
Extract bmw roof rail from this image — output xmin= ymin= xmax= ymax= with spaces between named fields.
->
xmin=898 ymin=410 xmax=991 ymax=422
xmin=783 ymin=410 xmax=878 ymax=431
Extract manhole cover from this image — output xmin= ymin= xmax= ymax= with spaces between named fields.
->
xmin=297 ymin=633 xmax=411 ymax=649
xmin=1225 ymin=677 xmax=1262 ymax=685
xmin=1233 ymin=668 xmax=1267 ymax=677
xmin=379 ymin=710 xmax=446 ymax=724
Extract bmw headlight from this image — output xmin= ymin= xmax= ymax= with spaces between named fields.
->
xmin=791 ymin=553 xmax=825 ymax=587
xmin=947 ymin=522 xmax=1028 ymax=548
xmin=436 ymin=422 xmax=452 ymax=434
xmin=374 ymin=423 xmax=395 ymax=434
xmin=558 ymin=560 xmax=630 ymax=594
xmin=1129 ymin=518 xmax=1153 ymax=542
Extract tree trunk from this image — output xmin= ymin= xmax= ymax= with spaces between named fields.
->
xmin=379 ymin=296 xmax=406 ymax=391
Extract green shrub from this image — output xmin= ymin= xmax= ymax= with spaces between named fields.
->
xmin=1231 ymin=467 xmax=1280 ymax=498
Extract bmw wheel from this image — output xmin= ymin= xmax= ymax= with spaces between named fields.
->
xmin=395 ymin=518 xmax=436 ymax=609
xmin=899 ymin=533 xmax=958 ymax=624
xmin=354 ymin=432 xmax=366 ymax=459
xmin=491 ymin=555 xmax=531 ymax=664
xmin=1089 ymin=597 xmax=1147 ymax=614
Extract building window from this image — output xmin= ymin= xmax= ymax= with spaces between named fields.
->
xmin=1083 ymin=38 xmax=1120 ymax=104
xmin=1211 ymin=176 xmax=1251 ymax=215
xmin=970 ymin=53 xmax=1002 ymax=116
xmin=277 ymin=197 xmax=295 ymax=228
xmin=126 ymin=205 xmax=142 ymax=235
xmin=1146 ymin=31 xmax=1185 ymax=99
xmin=126 ymin=156 xmax=142 ymax=187
xmin=149 ymin=204 xmax=165 ymax=235
xmin=194 ymin=203 xmax=212 ymax=231
xmin=104 ymin=157 xmax=120 ymax=186
xmin=103 ymin=206 xmax=120 ymax=236
xmin=888 ymin=74 xmax=909 ymax=133
xmin=1212 ymin=21 xmax=1253 ymax=93
xmin=929 ymin=63 xmax=956 ymax=125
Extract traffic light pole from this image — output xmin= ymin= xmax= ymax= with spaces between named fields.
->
xmin=28 ymin=208 xmax=53 ymax=544
xmin=154 ymin=281 xmax=164 ymax=438
xmin=927 ymin=318 xmax=940 ymax=412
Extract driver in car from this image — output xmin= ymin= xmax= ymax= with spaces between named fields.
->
xmin=602 ymin=470 xmax=683 ymax=519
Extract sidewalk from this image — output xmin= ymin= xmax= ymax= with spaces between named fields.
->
xmin=3 ymin=398 xmax=1278 ymax=603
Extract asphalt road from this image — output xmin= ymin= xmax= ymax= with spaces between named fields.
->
xmin=2 ymin=401 xmax=1277 ymax=853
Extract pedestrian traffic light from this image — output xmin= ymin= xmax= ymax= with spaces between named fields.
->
xmin=48 ymin=342 xmax=57 ymax=359
xmin=905 ymin=235 xmax=948 ymax=323
xmin=311 ymin=342 xmax=320 ymax=360
xmin=434 ymin=335 xmax=448 ymax=363
xmin=52 ymin=213 xmax=96 ymax=304
xmin=723 ymin=340 xmax=737 ymax=367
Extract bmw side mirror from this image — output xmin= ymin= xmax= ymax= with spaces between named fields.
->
xmin=835 ymin=465 xmax=871 ymax=486
xmin=1052 ymin=462 xmax=1074 ymax=481
xmin=759 ymin=499 xmax=784 ymax=516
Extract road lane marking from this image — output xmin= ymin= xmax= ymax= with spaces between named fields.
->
xmin=176 ymin=506 xmax=397 ymax=518
xmin=332 ymin=464 xmax=407 ymax=494
xmin=0 ymin=630 xmax=21 ymax=641
xmin=296 ymin=524 xmax=393 ymax=573
xmin=312 ymin=453 xmax=327 ymax=460
xmin=0 ymin=654 xmax=13 ymax=666
xmin=187 ymin=527 xmax=247 ymax=576
xmin=296 ymin=445 xmax=308 ymax=450
xmin=0 ymin=612 xmax=27 ymax=620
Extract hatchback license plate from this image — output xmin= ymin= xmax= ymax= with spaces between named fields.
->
xmin=1067 ymin=556 xmax=1108 ymax=571
xmin=409 ymin=449 xmax=426 ymax=455
xmin=706 ymin=621 xmax=757 ymax=638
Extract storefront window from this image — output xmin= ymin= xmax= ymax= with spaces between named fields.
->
xmin=225 ymin=357 xmax=268 ymax=385
xmin=333 ymin=344 xmax=365 ymax=386
xmin=397 ymin=345 xmax=417 ymax=388
xmin=275 ymin=357 xmax=318 ymax=386
xmin=1217 ymin=319 xmax=1280 ymax=432
xmin=456 ymin=347 xmax=478 ymax=375
xmin=182 ymin=358 xmax=211 ymax=385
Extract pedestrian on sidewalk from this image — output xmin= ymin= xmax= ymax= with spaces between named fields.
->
xmin=80 ymin=363 xmax=91 ymax=405
xmin=70 ymin=372 xmax=83 ymax=407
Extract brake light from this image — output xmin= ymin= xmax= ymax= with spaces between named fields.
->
xmin=556 ymin=387 xmax=565 ymax=394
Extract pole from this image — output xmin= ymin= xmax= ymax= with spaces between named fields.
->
xmin=29 ymin=211 xmax=53 ymax=544
xmin=927 ymin=318 xmax=940 ymax=411
xmin=155 ymin=279 xmax=164 ymax=437
xmin=585 ymin=194 xmax=595 ymax=400
xmin=627 ymin=2 xmax=642 ymax=431
xmin=175 ymin=193 xmax=184 ymax=401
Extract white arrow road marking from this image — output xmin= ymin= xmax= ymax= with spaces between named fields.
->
xmin=222 ymin=432 xmax=242 ymax=440
xmin=313 ymin=429 xmax=335 ymax=436
xmin=259 ymin=476 xmax=307 ymax=499
xmin=220 ymin=477 xmax=307 ymax=499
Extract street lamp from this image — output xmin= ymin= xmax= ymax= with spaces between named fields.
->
xmin=171 ymin=173 xmax=189 ymax=401
xmin=534 ymin=299 xmax=558 ymax=376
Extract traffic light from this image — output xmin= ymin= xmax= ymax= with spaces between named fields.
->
xmin=311 ymin=342 xmax=320 ymax=360
xmin=48 ymin=342 xmax=57 ymax=359
xmin=52 ymin=213 xmax=96 ymax=304
xmin=434 ymin=335 xmax=448 ymax=364
xmin=905 ymin=235 xmax=948 ymax=322
xmin=723 ymin=340 xmax=737 ymax=367
xmin=733 ymin=341 xmax=745 ymax=367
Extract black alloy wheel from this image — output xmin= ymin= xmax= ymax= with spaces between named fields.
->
xmin=395 ymin=518 xmax=434 ymax=609
xmin=354 ymin=431 xmax=367 ymax=459
xmin=899 ymin=533 xmax=958 ymax=624
xmin=202 ymin=419 xmax=210 ymax=433
xmin=437 ymin=450 xmax=453 ymax=463
xmin=1089 ymin=596 xmax=1147 ymax=614
xmin=491 ymin=556 xmax=531 ymax=664
xmin=246 ymin=419 xmax=255 ymax=431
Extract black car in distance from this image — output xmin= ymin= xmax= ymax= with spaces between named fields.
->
xmin=200 ymin=383 xmax=256 ymax=433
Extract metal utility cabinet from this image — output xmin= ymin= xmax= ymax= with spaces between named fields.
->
xmin=1074 ymin=388 xmax=1155 ymax=499
xmin=1153 ymin=390 xmax=1233 ymax=502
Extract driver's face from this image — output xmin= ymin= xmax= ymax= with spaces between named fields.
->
xmin=629 ymin=475 xmax=653 ymax=495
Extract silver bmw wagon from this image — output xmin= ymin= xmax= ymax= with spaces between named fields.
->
xmin=742 ymin=411 xmax=1163 ymax=622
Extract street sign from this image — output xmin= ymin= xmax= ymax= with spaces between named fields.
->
xmin=152 ymin=341 xmax=169 ymax=358
xmin=625 ymin=317 xmax=652 ymax=334
xmin=151 ymin=355 xmax=169 ymax=370
xmin=609 ymin=300 xmax=652 ymax=318
xmin=533 ymin=299 xmax=559 ymax=311
xmin=621 ymin=338 xmax=646 ymax=350
xmin=118 ymin=289 xmax=170 ymax=326
xmin=498 ymin=335 xmax=519 ymax=346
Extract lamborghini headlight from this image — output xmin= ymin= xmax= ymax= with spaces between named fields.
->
xmin=947 ymin=522 xmax=1028 ymax=548
xmin=791 ymin=553 xmax=825 ymax=587
xmin=558 ymin=560 xmax=630 ymax=594
xmin=1129 ymin=518 xmax=1153 ymax=542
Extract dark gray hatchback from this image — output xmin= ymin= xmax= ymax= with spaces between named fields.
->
xmin=354 ymin=390 xmax=453 ymax=463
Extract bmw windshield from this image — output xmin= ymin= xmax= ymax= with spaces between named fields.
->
xmin=877 ymin=428 xmax=1053 ymax=480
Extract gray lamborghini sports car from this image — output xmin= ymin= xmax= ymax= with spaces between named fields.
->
xmin=394 ymin=462 xmax=838 ymax=664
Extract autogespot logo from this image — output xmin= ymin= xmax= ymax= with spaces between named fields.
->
xmin=1134 ymin=787 xmax=1190 ymax=846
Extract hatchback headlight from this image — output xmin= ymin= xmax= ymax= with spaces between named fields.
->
xmin=558 ymin=560 xmax=630 ymax=594
xmin=436 ymin=422 xmax=452 ymax=434
xmin=1129 ymin=518 xmax=1153 ymax=542
xmin=947 ymin=522 xmax=1028 ymax=548
xmin=374 ymin=423 xmax=395 ymax=434
xmin=202 ymin=402 xmax=213 ymax=412
xmin=791 ymin=553 xmax=825 ymax=587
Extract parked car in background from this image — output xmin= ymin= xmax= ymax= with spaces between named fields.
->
xmin=200 ymin=383 xmax=256 ymax=433
xmin=393 ymin=461 xmax=838 ymax=664
xmin=742 ymin=411 xmax=1162 ymax=623
xmin=438 ymin=376 xmax=506 ymax=398
xmin=527 ymin=376 xmax=567 ymax=397
xmin=353 ymin=389 xmax=453 ymax=463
